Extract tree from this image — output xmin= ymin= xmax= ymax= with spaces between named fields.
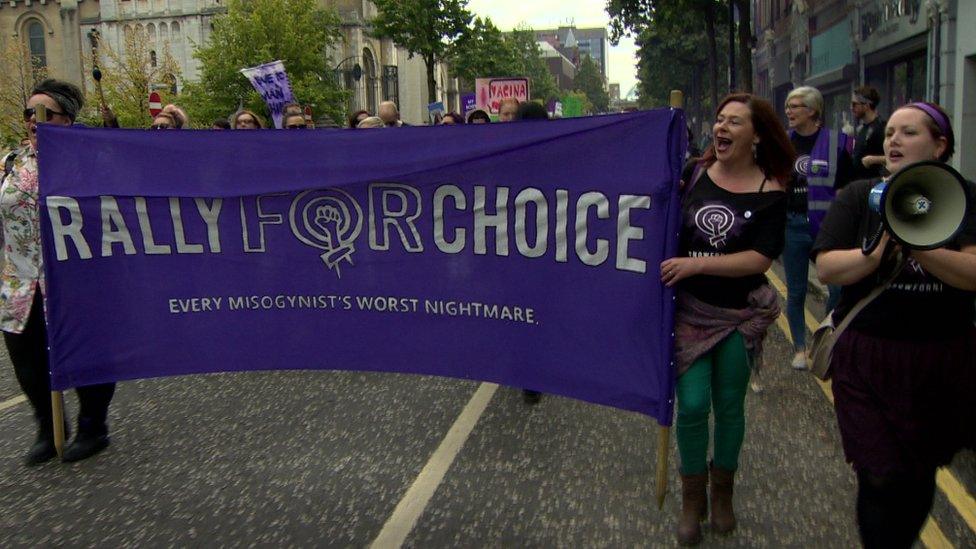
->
xmin=183 ymin=0 xmax=347 ymax=127
xmin=372 ymin=0 xmax=472 ymax=104
xmin=608 ymin=0 xmax=729 ymax=133
xmin=506 ymin=26 xmax=560 ymax=103
xmin=448 ymin=17 xmax=519 ymax=92
xmin=0 ymin=38 xmax=46 ymax=148
xmin=560 ymin=90 xmax=593 ymax=116
xmin=78 ymin=28 xmax=181 ymax=128
xmin=574 ymin=54 xmax=609 ymax=113
xmin=732 ymin=0 xmax=753 ymax=93
xmin=608 ymin=0 xmax=752 ymax=101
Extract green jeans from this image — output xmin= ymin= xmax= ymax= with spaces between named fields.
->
xmin=676 ymin=331 xmax=752 ymax=475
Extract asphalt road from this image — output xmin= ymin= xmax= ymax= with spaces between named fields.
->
xmin=1 ymin=261 xmax=973 ymax=547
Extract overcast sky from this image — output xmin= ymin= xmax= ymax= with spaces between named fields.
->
xmin=466 ymin=0 xmax=640 ymax=97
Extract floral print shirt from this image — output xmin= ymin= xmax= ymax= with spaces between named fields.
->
xmin=0 ymin=147 xmax=44 ymax=333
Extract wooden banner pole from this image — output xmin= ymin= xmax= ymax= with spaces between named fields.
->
xmin=656 ymin=426 xmax=671 ymax=509
xmin=34 ymin=104 xmax=65 ymax=459
xmin=655 ymin=89 xmax=684 ymax=510
xmin=669 ymin=89 xmax=684 ymax=111
xmin=52 ymin=391 xmax=66 ymax=458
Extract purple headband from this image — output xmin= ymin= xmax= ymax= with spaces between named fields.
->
xmin=906 ymin=102 xmax=950 ymax=137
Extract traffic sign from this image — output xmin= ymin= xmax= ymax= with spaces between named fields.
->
xmin=149 ymin=92 xmax=162 ymax=116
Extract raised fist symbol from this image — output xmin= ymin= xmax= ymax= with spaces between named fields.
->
xmin=314 ymin=204 xmax=343 ymax=247
xmin=706 ymin=212 xmax=725 ymax=228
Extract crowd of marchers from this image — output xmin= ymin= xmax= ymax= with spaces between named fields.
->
xmin=80 ymin=95 xmax=525 ymax=131
xmin=2 ymin=77 xmax=974 ymax=549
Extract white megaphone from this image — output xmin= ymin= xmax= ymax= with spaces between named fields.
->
xmin=868 ymin=161 xmax=971 ymax=250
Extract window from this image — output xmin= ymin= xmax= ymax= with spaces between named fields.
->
xmin=382 ymin=65 xmax=399 ymax=106
xmin=27 ymin=21 xmax=46 ymax=69
xmin=362 ymin=48 xmax=377 ymax=113
xmin=150 ymin=50 xmax=157 ymax=67
xmin=892 ymin=54 xmax=927 ymax=107
xmin=165 ymin=73 xmax=178 ymax=95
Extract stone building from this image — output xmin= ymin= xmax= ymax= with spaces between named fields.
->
xmin=326 ymin=0 xmax=458 ymax=125
xmin=80 ymin=0 xmax=225 ymax=88
xmin=0 ymin=0 xmax=96 ymax=86
xmin=1 ymin=0 xmax=457 ymax=126
xmin=0 ymin=0 xmax=222 ymax=92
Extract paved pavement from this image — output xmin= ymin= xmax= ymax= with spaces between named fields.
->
xmin=0 ymin=262 xmax=973 ymax=547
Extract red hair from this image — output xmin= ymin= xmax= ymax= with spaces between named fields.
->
xmin=700 ymin=93 xmax=796 ymax=186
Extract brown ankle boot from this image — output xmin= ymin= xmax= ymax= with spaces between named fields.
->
xmin=709 ymin=463 xmax=737 ymax=534
xmin=677 ymin=472 xmax=708 ymax=545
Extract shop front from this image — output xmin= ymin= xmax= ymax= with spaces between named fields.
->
xmin=858 ymin=0 xmax=929 ymax=117
xmin=771 ymin=40 xmax=792 ymax=127
xmin=806 ymin=15 xmax=856 ymax=133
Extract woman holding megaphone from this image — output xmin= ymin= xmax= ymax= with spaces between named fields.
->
xmin=813 ymin=102 xmax=976 ymax=548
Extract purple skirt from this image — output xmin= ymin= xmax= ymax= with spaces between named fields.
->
xmin=831 ymin=327 xmax=976 ymax=477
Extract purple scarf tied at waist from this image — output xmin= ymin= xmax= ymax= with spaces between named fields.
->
xmin=674 ymin=284 xmax=781 ymax=376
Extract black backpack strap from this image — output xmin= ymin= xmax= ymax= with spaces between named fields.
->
xmin=2 ymin=151 xmax=17 ymax=183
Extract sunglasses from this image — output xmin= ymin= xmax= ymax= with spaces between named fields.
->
xmin=24 ymin=106 xmax=67 ymax=120
xmin=285 ymin=124 xmax=307 ymax=129
xmin=150 ymin=124 xmax=173 ymax=130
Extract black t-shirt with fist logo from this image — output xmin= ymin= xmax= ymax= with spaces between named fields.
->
xmin=813 ymin=178 xmax=976 ymax=339
xmin=679 ymin=170 xmax=787 ymax=309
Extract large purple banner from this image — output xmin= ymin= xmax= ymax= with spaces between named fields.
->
xmin=38 ymin=110 xmax=685 ymax=424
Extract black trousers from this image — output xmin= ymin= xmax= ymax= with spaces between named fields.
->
xmin=3 ymin=292 xmax=115 ymax=435
xmin=856 ymin=469 xmax=937 ymax=549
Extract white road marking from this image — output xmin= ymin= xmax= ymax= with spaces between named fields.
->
xmin=370 ymin=382 xmax=498 ymax=549
xmin=0 ymin=395 xmax=26 ymax=413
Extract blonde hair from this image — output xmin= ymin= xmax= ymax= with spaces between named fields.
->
xmin=232 ymin=109 xmax=265 ymax=129
xmin=786 ymin=86 xmax=823 ymax=121
xmin=356 ymin=116 xmax=386 ymax=129
xmin=161 ymin=104 xmax=188 ymax=128
xmin=498 ymin=97 xmax=520 ymax=110
xmin=150 ymin=112 xmax=178 ymax=128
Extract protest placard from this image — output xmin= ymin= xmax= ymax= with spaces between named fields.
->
xmin=427 ymin=101 xmax=445 ymax=125
xmin=475 ymin=77 xmax=530 ymax=114
xmin=240 ymin=60 xmax=294 ymax=129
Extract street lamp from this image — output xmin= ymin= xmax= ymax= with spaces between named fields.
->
xmin=333 ymin=55 xmax=362 ymax=84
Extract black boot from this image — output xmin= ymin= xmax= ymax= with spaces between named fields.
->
xmin=62 ymin=417 xmax=109 ymax=463
xmin=25 ymin=418 xmax=69 ymax=467
xmin=25 ymin=429 xmax=55 ymax=466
